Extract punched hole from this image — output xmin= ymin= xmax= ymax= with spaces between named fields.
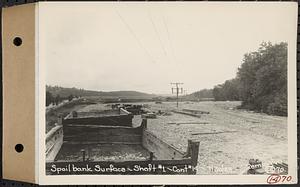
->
xmin=15 ymin=144 xmax=24 ymax=153
xmin=13 ymin=37 xmax=22 ymax=46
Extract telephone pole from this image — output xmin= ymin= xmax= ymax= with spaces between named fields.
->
xmin=184 ymin=90 xmax=188 ymax=96
xmin=171 ymin=83 xmax=184 ymax=107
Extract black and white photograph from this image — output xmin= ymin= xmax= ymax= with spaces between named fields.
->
xmin=40 ymin=2 xmax=297 ymax=183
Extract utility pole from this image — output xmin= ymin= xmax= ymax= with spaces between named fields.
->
xmin=184 ymin=90 xmax=188 ymax=96
xmin=171 ymin=83 xmax=184 ymax=107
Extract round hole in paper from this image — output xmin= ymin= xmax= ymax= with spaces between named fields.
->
xmin=15 ymin=144 xmax=24 ymax=153
xmin=13 ymin=37 xmax=22 ymax=46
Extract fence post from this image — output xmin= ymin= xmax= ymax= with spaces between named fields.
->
xmin=190 ymin=141 xmax=200 ymax=167
xmin=149 ymin=152 xmax=154 ymax=161
xmin=141 ymin=118 xmax=147 ymax=129
xmin=57 ymin=115 xmax=63 ymax=125
xmin=81 ymin=149 xmax=86 ymax=162
xmin=185 ymin=139 xmax=193 ymax=157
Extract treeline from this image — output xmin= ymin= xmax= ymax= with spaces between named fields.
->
xmin=46 ymin=91 xmax=80 ymax=106
xmin=186 ymin=89 xmax=213 ymax=100
xmin=213 ymin=79 xmax=240 ymax=101
xmin=193 ymin=89 xmax=213 ymax=98
xmin=46 ymin=85 xmax=155 ymax=99
xmin=212 ymin=42 xmax=287 ymax=116
xmin=46 ymin=85 xmax=98 ymax=98
xmin=45 ymin=85 xmax=156 ymax=106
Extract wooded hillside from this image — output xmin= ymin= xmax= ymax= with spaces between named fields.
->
xmin=212 ymin=42 xmax=287 ymax=116
xmin=46 ymin=85 xmax=156 ymax=106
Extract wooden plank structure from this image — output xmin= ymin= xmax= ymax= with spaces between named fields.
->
xmin=182 ymin=108 xmax=210 ymax=114
xmin=46 ymin=110 xmax=200 ymax=175
xmin=46 ymin=125 xmax=63 ymax=162
xmin=63 ymin=124 xmax=143 ymax=143
xmin=171 ymin=108 xmax=210 ymax=118
xmin=171 ymin=110 xmax=202 ymax=118
xmin=63 ymin=108 xmax=133 ymax=126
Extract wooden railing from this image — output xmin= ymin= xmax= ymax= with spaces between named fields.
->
xmin=46 ymin=124 xmax=63 ymax=162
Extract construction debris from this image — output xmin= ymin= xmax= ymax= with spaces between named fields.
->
xmin=111 ymin=103 xmax=145 ymax=115
xmin=171 ymin=110 xmax=201 ymax=118
xmin=142 ymin=112 xmax=157 ymax=119
xmin=167 ymin=121 xmax=209 ymax=125
xmin=156 ymin=110 xmax=172 ymax=116
xmin=182 ymin=108 xmax=210 ymax=114
xmin=191 ymin=130 xmax=238 ymax=136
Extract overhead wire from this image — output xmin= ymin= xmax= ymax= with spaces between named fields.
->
xmin=147 ymin=6 xmax=168 ymax=56
xmin=162 ymin=14 xmax=177 ymax=64
xmin=114 ymin=6 xmax=156 ymax=64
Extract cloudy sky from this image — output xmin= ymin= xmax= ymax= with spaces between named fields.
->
xmin=39 ymin=2 xmax=296 ymax=95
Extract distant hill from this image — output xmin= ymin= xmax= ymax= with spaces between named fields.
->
xmin=46 ymin=85 xmax=156 ymax=99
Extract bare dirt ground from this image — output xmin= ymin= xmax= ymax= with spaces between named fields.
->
xmin=52 ymin=101 xmax=287 ymax=175
xmin=144 ymin=101 xmax=287 ymax=175
xmin=77 ymin=103 xmax=111 ymax=112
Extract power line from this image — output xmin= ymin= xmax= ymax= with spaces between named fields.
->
xmin=147 ymin=7 xmax=167 ymax=56
xmin=114 ymin=7 xmax=156 ymax=64
xmin=163 ymin=14 xmax=176 ymax=64
xmin=184 ymin=90 xmax=188 ymax=96
xmin=171 ymin=82 xmax=184 ymax=108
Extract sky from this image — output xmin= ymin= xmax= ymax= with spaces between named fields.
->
xmin=39 ymin=2 xmax=296 ymax=95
